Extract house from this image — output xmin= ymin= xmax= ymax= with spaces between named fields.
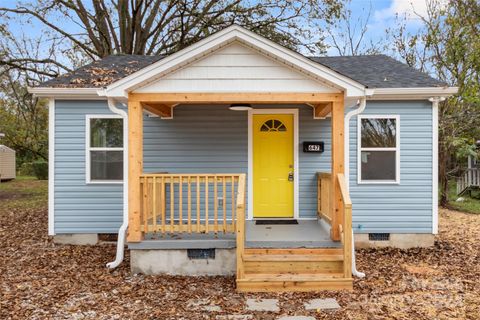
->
xmin=0 ymin=145 xmax=16 ymax=181
xmin=29 ymin=25 xmax=457 ymax=292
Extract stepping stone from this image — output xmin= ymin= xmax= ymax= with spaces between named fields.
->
xmin=203 ymin=305 xmax=222 ymax=312
xmin=246 ymin=298 xmax=280 ymax=312
xmin=304 ymin=298 xmax=340 ymax=311
xmin=216 ymin=316 xmax=254 ymax=320
xmin=277 ymin=316 xmax=315 ymax=320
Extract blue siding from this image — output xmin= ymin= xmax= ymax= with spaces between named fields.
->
xmin=53 ymin=100 xmax=433 ymax=234
xmin=349 ymin=101 xmax=433 ymax=233
xmin=54 ymin=100 xmax=123 ymax=233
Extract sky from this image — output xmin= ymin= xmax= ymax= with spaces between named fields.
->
xmin=1 ymin=0 xmax=434 ymax=58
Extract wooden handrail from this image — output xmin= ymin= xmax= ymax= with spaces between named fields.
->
xmin=134 ymin=173 xmax=243 ymax=237
xmin=236 ymin=174 xmax=246 ymax=279
xmin=337 ymin=173 xmax=352 ymax=278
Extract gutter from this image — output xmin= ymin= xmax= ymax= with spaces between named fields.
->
xmin=344 ymin=96 xmax=367 ymax=278
xmin=104 ymin=96 xmax=129 ymax=269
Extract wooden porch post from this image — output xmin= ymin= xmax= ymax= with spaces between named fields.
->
xmin=127 ymin=99 xmax=144 ymax=242
xmin=330 ymin=95 xmax=345 ymax=241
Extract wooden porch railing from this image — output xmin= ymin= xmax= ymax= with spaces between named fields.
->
xmin=235 ymin=174 xmax=246 ymax=279
xmin=316 ymin=172 xmax=332 ymax=224
xmin=138 ymin=173 xmax=245 ymax=236
xmin=337 ymin=173 xmax=352 ymax=278
xmin=457 ymin=168 xmax=480 ymax=195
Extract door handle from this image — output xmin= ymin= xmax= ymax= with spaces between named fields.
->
xmin=288 ymin=172 xmax=294 ymax=181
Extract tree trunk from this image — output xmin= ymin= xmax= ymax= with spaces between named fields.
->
xmin=439 ymin=143 xmax=449 ymax=207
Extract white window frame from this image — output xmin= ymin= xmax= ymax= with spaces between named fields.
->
xmin=357 ymin=115 xmax=400 ymax=184
xmin=86 ymin=114 xmax=124 ymax=184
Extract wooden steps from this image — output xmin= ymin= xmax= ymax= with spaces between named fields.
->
xmin=236 ymin=248 xmax=353 ymax=292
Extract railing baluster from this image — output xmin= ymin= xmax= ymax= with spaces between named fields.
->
xmin=188 ymin=176 xmax=192 ymax=233
xmin=143 ymin=177 xmax=148 ymax=234
xmin=223 ymin=176 xmax=227 ymax=233
xmin=170 ymin=177 xmax=174 ymax=234
xmin=179 ymin=176 xmax=183 ymax=232
xmin=205 ymin=175 xmax=209 ymax=233
xmin=152 ymin=177 xmax=157 ymax=236
xmin=196 ymin=176 xmax=200 ymax=233
xmin=160 ymin=176 xmax=165 ymax=235
xmin=231 ymin=175 xmax=235 ymax=232
xmin=214 ymin=175 xmax=218 ymax=234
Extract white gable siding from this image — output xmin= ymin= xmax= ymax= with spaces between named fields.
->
xmin=134 ymin=43 xmax=340 ymax=93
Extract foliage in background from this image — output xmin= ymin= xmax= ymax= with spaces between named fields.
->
xmin=32 ymin=160 xmax=48 ymax=180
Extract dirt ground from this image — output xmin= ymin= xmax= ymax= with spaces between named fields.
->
xmin=1 ymin=180 xmax=479 ymax=319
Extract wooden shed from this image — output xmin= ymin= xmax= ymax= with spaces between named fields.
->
xmin=0 ymin=145 xmax=16 ymax=181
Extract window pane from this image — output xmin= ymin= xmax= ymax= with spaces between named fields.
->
xmin=361 ymin=151 xmax=396 ymax=181
xmin=91 ymin=151 xmax=123 ymax=180
xmin=361 ymin=118 xmax=396 ymax=148
xmin=90 ymin=118 xmax=123 ymax=148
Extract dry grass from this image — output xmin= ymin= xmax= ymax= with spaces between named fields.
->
xmin=0 ymin=179 xmax=479 ymax=319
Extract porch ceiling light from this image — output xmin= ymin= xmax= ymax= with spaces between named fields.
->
xmin=229 ymin=104 xmax=252 ymax=111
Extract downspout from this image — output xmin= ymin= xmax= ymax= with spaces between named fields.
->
xmin=344 ymin=96 xmax=367 ymax=278
xmin=105 ymin=97 xmax=129 ymax=269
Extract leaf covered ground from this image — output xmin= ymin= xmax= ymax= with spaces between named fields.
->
xmin=1 ymin=178 xmax=479 ymax=319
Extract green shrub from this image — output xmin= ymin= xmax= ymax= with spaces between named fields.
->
xmin=32 ymin=160 xmax=48 ymax=180
xmin=18 ymin=162 xmax=35 ymax=176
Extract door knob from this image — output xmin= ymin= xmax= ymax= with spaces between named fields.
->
xmin=288 ymin=172 xmax=294 ymax=181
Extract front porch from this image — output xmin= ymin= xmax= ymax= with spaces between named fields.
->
xmin=126 ymin=92 xmax=353 ymax=291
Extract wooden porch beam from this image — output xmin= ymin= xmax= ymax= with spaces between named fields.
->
xmin=129 ymin=92 xmax=343 ymax=104
xmin=314 ymin=102 xmax=332 ymax=118
xmin=330 ymin=95 xmax=345 ymax=241
xmin=142 ymin=103 xmax=173 ymax=118
xmin=127 ymin=100 xmax=144 ymax=243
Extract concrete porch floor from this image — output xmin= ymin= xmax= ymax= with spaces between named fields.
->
xmin=128 ymin=219 xmax=340 ymax=249
xmin=245 ymin=219 xmax=340 ymax=248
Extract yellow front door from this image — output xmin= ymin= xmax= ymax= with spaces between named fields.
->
xmin=253 ymin=114 xmax=294 ymax=218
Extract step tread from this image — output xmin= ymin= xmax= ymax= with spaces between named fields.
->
xmin=238 ymin=273 xmax=348 ymax=282
xmin=242 ymin=254 xmax=344 ymax=262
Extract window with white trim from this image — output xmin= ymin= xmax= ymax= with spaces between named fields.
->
xmin=358 ymin=115 xmax=399 ymax=183
xmin=86 ymin=116 xmax=123 ymax=183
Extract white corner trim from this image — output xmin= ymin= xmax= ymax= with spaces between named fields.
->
xmin=357 ymin=115 xmax=401 ymax=184
xmin=85 ymin=114 xmax=124 ymax=184
xmin=369 ymin=87 xmax=458 ymax=100
xmin=429 ymin=97 xmax=443 ymax=234
xmin=247 ymin=109 xmax=299 ymax=220
xmin=48 ymin=98 xmax=55 ymax=236
xmin=104 ymin=25 xmax=366 ymax=98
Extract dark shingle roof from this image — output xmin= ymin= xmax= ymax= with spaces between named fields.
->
xmin=41 ymin=54 xmax=164 ymax=88
xmin=40 ymin=53 xmax=445 ymax=89
xmin=310 ymin=55 xmax=445 ymax=88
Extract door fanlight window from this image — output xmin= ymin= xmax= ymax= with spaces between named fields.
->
xmin=260 ymin=119 xmax=287 ymax=132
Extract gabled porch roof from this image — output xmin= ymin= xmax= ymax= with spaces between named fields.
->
xmin=102 ymin=25 xmax=368 ymax=98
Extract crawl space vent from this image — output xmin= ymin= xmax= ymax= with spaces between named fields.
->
xmin=187 ymin=249 xmax=215 ymax=260
xmin=369 ymin=233 xmax=390 ymax=241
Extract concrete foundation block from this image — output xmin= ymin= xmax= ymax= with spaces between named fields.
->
xmin=53 ymin=234 xmax=98 ymax=245
xmin=130 ymin=248 xmax=236 ymax=276
xmin=354 ymin=233 xmax=434 ymax=249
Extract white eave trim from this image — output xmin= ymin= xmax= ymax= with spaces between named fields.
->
xmin=103 ymin=25 xmax=367 ymax=98
xmin=369 ymin=87 xmax=458 ymax=100
xmin=28 ymin=87 xmax=104 ymax=99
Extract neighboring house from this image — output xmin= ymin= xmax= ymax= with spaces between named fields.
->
xmin=0 ymin=145 xmax=16 ymax=181
xmin=457 ymin=140 xmax=480 ymax=195
xmin=29 ymin=25 xmax=457 ymax=292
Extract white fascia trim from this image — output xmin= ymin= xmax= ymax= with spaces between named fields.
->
xmin=28 ymin=87 xmax=104 ymax=99
xmin=369 ymin=87 xmax=458 ymax=100
xmin=48 ymin=98 xmax=55 ymax=236
xmin=104 ymin=25 xmax=366 ymax=98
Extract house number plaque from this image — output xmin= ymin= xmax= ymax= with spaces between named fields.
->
xmin=303 ymin=141 xmax=324 ymax=153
